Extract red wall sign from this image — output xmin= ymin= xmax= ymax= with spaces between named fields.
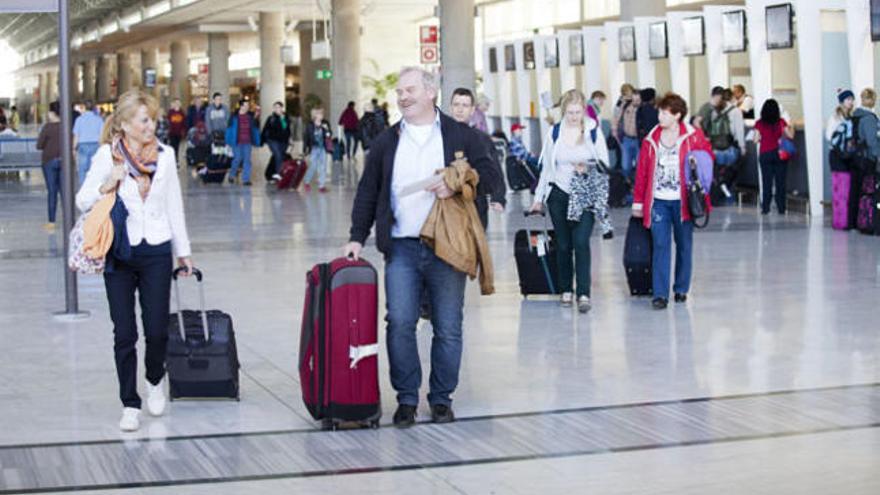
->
xmin=420 ymin=25 xmax=438 ymax=44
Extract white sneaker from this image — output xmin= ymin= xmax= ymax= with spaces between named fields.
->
xmin=721 ymin=183 xmax=732 ymax=198
xmin=119 ymin=407 xmax=141 ymax=431
xmin=561 ymin=292 xmax=573 ymax=307
xmin=272 ymin=174 xmax=282 ymax=181
xmin=146 ymin=378 xmax=167 ymax=417
xmin=577 ymin=295 xmax=592 ymax=313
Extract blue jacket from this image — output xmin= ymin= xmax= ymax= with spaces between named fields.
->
xmin=224 ymin=113 xmax=261 ymax=147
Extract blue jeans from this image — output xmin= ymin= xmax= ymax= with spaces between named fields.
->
xmin=760 ymin=151 xmax=787 ymax=214
xmin=76 ymin=142 xmax=99 ymax=186
xmin=714 ymin=146 xmax=740 ymax=166
xmin=41 ymin=158 xmax=62 ymax=223
xmin=344 ymin=129 xmax=359 ymax=158
xmin=304 ymin=148 xmax=327 ymax=187
xmin=547 ymin=186 xmax=595 ymax=297
xmin=620 ymin=136 xmax=640 ymax=180
xmin=650 ymin=199 xmax=693 ymax=300
xmin=267 ymin=140 xmax=286 ymax=175
xmin=229 ymin=143 xmax=253 ymax=182
xmin=385 ymin=239 xmax=467 ymax=407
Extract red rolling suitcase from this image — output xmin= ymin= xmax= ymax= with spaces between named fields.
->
xmin=299 ymin=258 xmax=381 ymax=430
xmin=278 ymin=155 xmax=308 ymax=190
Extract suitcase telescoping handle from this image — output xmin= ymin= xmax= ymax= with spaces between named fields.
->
xmin=172 ymin=267 xmax=210 ymax=342
xmin=522 ymin=210 xmax=552 ymax=237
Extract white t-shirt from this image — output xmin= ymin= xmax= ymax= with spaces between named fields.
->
xmin=653 ymin=142 xmax=681 ymax=201
xmin=390 ymin=114 xmax=444 ymax=238
xmin=553 ymin=139 xmax=593 ymax=194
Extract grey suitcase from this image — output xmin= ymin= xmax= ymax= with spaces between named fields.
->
xmin=167 ymin=268 xmax=240 ymax=401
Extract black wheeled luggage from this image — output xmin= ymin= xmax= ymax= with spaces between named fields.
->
xmin=506 ymin=155 xmax=537 ymax=192
xmin=623 ymin=216 xmax=652 ymax=296
xmin=167 ymin=268 xmax=240 ymax=400
xmin=514 ymin=212 xmax=560 ymax=297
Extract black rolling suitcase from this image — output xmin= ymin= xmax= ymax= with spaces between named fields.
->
xmin=623 ymin=216 xmax=652 ymax=296
xmin=167 ymin=268 xmax=240 ymax=400
xmin=514 ymin=212 xmax=560 ymax=297
xmin=506 ymin=155 xmax=537 ymax=192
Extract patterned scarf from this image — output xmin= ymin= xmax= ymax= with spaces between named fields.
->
xmin=111 ymin=134 xmax=159 ymax=199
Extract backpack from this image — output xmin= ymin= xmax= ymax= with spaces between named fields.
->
xmin=708 ymin=107 xmax=734 ymax=150
xmin=551 ymin=122 xmax=597 ymax=145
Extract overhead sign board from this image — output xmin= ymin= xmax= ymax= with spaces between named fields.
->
xmin=1 ymin=0 xmax=57 ymax=12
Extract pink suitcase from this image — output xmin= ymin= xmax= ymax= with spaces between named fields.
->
xmin=831 ymin=171 xmax=851 ymax=230
xmin=299 ymin=258 xmax=381 ymax=430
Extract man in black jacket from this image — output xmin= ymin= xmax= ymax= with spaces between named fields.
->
xmin=261 ymin=102 xmax=291 ymax=180
xmin=344 ymin=67 xmax=500 ymax=428
xmin=449 ymin=87 xmax=506 ymax=229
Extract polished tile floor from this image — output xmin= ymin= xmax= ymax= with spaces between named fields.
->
xmin=0 ymin=156 xmax=878 ymax=494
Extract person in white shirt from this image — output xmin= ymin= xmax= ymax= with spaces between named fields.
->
xmin=344 ymin=67 xmax=501 ymax=428
xmin=530 ymin=89 xmax=610 ymax=313
xmin=76 ymin=89 xmax=193 ymax=433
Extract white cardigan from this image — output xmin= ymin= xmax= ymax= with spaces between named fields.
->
xmin=534 ymin=118 xmax=610 ymax=203
xmin=76 ymin=143 xmax=191 ymax=258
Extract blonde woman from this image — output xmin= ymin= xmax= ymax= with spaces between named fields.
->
xmin=530 ymin=89 xmax=610 ymax=313
xmin=76 ymin=89 xmax=193 ymax=432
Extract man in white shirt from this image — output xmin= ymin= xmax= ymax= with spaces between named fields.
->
xmin=344 ymin=67 xmax=500 ymax=428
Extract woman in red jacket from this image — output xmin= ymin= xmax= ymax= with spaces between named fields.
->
xmin=632 ymin=93 xmax=713 ymax=309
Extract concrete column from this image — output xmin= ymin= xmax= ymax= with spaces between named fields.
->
xmin=330 ymin=0 xmax=360 ymax=128
xmin=46 ymin=70 xmax=57 ymax=102
xmin=299 ymin=23 xmax=330 ymax=113
xmin=71 ymin=63 xmax=82 ymax=102
xmin=170 ymin=41 xmax=190 ymax=102
xmin=117 ymin=52 xmax=133 ymax=96
xmin=84 ymin=58 xmax=97 ymax=102
xmin=208 ymin=33 xmax=231 ymax=107
xmin=620 ymin=0 xmax=665 ymax=20
xmin=37 ymin=73 xmax=47 ymax=123
xmin=140 ymin=47 xmax=159 ymax=97
xmin=97 ymin=56 xmax=111 ymax=102
xmin=439 ymin=0 xmax=474 ymax=108
xmin=259 ymin=12 xmax=285 ymax=124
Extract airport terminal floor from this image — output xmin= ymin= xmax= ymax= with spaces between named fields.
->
xmin=1 ymin=155 xmax=879 ymax=494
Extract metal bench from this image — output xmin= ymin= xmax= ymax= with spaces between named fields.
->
xmin=0 ymin=138 xmax=42 ymax=172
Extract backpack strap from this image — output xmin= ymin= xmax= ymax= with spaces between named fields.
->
xmin=552 ymin=122 xmax=597 ymax=143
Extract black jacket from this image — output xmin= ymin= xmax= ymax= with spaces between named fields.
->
xmin=473 ymin=129 xmax=507 ymax=229
xmin=636 ymin=104 xmax=659 ymax=142
xmin=303 ymin=119 xmax=332 ymax=154
xmin=261 ymin=114 xmax=291 ymax=144
xmin=349 ymin=111 xmax=503 ymax=256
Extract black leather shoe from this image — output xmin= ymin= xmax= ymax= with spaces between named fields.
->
xmin=674 ymin=293 xmax=687 ymax=303
xmin=392 ymin=405 xmax=417 ymax=428
xmin=652 ymin=298 xmax=668 ymax=310
xmin=602 ymin=231 xmax=614 ymax=240
xmin=430 ymin=404 xmax=455 ymax=424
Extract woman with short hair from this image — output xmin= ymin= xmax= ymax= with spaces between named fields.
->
xmin=76 ymin=89 xmax=193 ymax=432
xmin=632 ymin=92 xmax=713 ymax=310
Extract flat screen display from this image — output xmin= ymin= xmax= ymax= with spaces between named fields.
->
xmin=766 ymin=3 xmax=794 ymax=50
xmin=681 ymin=16 xmax=705 ymax=56
xmin=871 ymin=0 xmax=880 ymax=42
xmin=504 ymin=44 xmax=516 ymax=71
xmin=722 ymin=10 xmax=747 ymax=52
xmin=649 ymin=22 xmax=668 ymax=59
xmin=544 ymin=37 xmax=559 ymax=68
xmin=488 ymin=47 xmax=497 ymax=73
xmin=619 ymin=26 xmax=636 ymax=62
xmin=523 ymin=41 xmax=535 ymax=70
xmin=569 ymin=34 xmax=584 ymax=66
xmin=143 ymin=69 xmax=157 ymax=88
